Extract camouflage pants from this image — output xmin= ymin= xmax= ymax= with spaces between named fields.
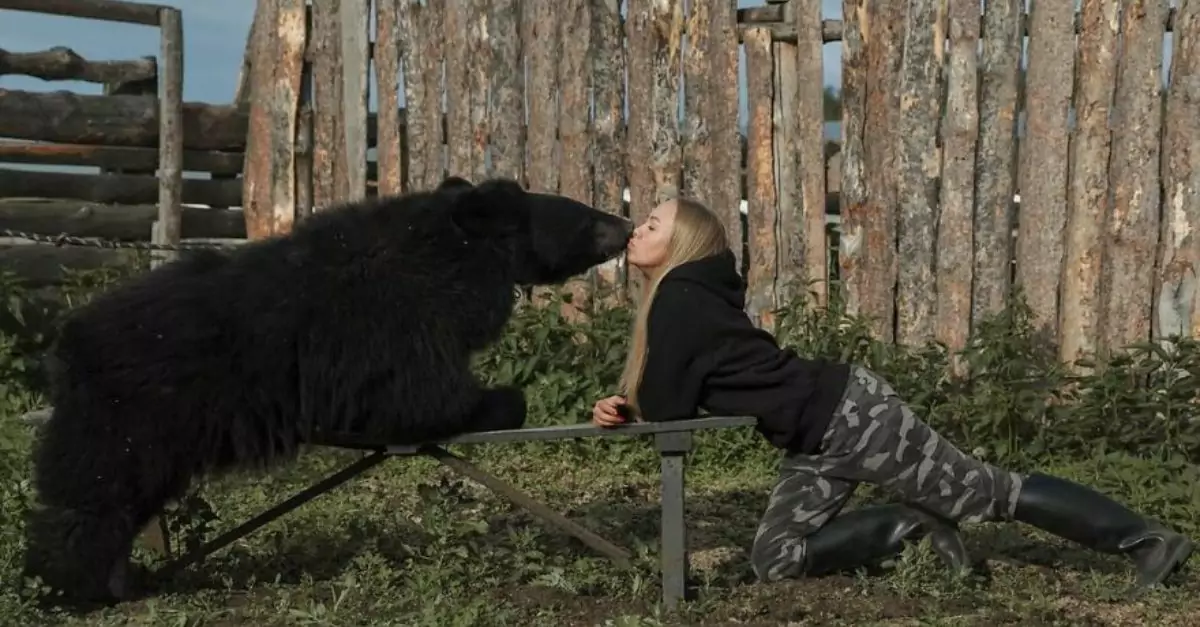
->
xmin=750 ymin=366 xmax=1026 ymax=582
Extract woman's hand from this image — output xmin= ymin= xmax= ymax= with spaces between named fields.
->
xmin=592 ymin=395 xmax=627 ymax=428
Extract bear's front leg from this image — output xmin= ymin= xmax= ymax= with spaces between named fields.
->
xmin=466 ymin=386 xmax=527 ymax=433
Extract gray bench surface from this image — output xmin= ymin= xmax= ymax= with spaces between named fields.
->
xmin=310 ymin=415 xmax=758 ymax=452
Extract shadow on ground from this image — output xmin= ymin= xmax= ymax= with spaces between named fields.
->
xmin=103 ymin=480 xmax=1195 ymax=626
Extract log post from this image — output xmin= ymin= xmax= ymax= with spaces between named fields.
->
xmin=1060 ymin=0 xmax=1120 ymax=368
xmin=1015 ymin=0 xmax=1075 ymax=340
xmin=242 ymin=0 xmax=306 ymax=240
xmin=790 ymin=0 xmax=828 ymax=308
xmin=743 ymin=27 xmax=777 ymax=329
xmin=374 ymin=0 xmax=404 ymax=197
xmin=893 ymin=0 xmax=944 ymax=347
xmin=938 ymin=0 xmax=981 ymax=368
xmin=341 ymin=0 xmax=370 ymax=203
xmin=971 ymin=0 xmax=1021 ymax=333
xmin=591 ymin=0 xmax=627 ymax=308
xmin=1156 ymin=1 xmax=1200 ymax=341
xmin=770 ymin=1 xmax=800 ymax=324
xmin=152 ymin=6 xmax=184 ymax=268
xmin=1101 ymin=0 xmax=1168 ymax=356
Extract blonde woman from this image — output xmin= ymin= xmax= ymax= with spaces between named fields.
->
xmin=591 ymin=197 xmax=1192 ymax=588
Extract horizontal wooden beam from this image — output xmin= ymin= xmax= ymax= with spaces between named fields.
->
xmin=0 ymin=0 xmax=167 ymax=27
xmin=0 ymin=199 xmax=245 ymax=241
xmin=0 ymin=141 xmax=244 ymax=176
xmin=0 ymin=47 xmax=157 ymax=85
xmin=0 ymin=167 xmax=243 ymax=207
xmin=737 ymin=9 xmax=844 ymax=43
xmin=0 ymin=242 xmax=145 ymax=286
xmin=0 ymin=88 xmax=248 ymax=151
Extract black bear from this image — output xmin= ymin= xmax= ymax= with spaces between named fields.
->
xmin=22 ymin=176 xmax=632 ymax=607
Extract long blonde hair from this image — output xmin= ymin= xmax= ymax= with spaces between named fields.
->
xmin=619 ymin=197 xmax=729 ymax=413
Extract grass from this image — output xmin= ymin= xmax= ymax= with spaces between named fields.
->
xmin=2 ymin=422 xmax=1196 ymax=627
xmin=1 ymin=267 xmax=1198 ymax=625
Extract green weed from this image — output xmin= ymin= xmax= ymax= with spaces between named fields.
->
xmin=0 ymin=264 xmax=1196 ymax=626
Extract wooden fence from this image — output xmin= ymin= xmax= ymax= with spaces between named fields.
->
xmin=2 ymin=0 xmax=1199 ymax=370
xmin=0 ymin=0 xmax=189 ymax=270
xmin=238 ymin=0 xmax=847 ymax=323
xmin=240 ymin=0 xmax=1197 ymax=365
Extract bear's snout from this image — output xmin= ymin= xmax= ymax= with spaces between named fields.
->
xmin=594 ymin=217 xmax=634 ymax=256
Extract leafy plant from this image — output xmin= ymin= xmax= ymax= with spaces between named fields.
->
xmin=0 ymin=259 xmax=1198 ymax=625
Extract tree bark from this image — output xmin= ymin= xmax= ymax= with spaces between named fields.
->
xmin=0 ymin=88 xmax=247 ymax=151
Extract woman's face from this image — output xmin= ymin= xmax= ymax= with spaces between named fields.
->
xmin=626 ymin=200 xmax=676 ymax=272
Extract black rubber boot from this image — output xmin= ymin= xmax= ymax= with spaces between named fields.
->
xmin=1013 ymin=472 xmax=1193 ymax=588
xmin=804 ymin=503 xmax=972 ymax=577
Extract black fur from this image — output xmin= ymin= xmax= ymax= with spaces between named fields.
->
xmin=22 ymin=176 xmax=632 ymax=606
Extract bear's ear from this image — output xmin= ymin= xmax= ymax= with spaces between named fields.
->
xmin=448 ymin=178 xmax=527 ymax=237
xmin=437 ymin=176 xmax=474 ymax=192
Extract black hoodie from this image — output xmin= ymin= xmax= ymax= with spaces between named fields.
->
xmin=632 ymin=249 xmax=850 ymax=455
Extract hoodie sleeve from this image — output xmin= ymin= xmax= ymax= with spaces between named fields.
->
xmin=635 ymin=281 xmax=715 ymax=423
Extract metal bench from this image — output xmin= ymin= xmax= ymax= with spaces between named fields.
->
xmin=154 ymin=415 xmax=758 ymax=610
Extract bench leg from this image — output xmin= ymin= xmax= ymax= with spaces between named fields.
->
xmin=156 ymin=450 xmax=388 ymax=578
xmin=655 ymin=431 xmax=694 ymax=611
xmin=424 ymin=445 xmax=634 ymax=568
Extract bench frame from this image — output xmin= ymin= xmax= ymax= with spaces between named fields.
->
xmin=153 ymin=416 xmax=757 ymax=610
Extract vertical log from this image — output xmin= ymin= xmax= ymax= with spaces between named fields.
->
xmin=558 ymin=0 xmax=594 ymax=321
xmin=1102 ymin=0 xmax=1167 ymax=354
xmin=682 ymin=0 xmax=712 ymax=204
xmin=375 ymin=0 xmax=404 ymax=196
xmin=466 ymin=0 xmax=489 ymax=182
xmin=524 ymin=0 xmax=560 ymax=193
xmin=937 ymin=0 xmax=979 ymax=360
xmin=850 ymin=0 xmax=905 ymax=341
xmin=272 ymin=0 xmax=306 ymax=231
xmin=591 ymin=0 xmax=627 ymax=306
xmin=894 ymin=0 xmax=944 ymax=347
xmin=398 ymin=0 xmax=444 ymax=191
xmin=771 ymin=6 xmax=800 ymax=314
xmin=649 ymin=0 xmax=683 ymax=203
xmin=340 ymin=0 xmax=370 ymax=202
xmin=242 ymin=0 xmax=279 ymax=238
xmin=625 ymin=0 xmax=654 ymax=222
xmin=708 ymin=0 xmax=742 ymax=272
xmin=744 ymin=27 xmax=777 ymax=328
xmin=490 ymin=0 xmax=524 ymax=182
xmin=309 ymin=0 xmax=345 ymax=208
xmin=793 ymin=0 xmax=828 ymax=306
xmin=1157 ymin=0 xmax=1200 ymax=340
xmin=1016 ymin=0 xmax=1075 ymax=339
xmin=625 ymin=0 xmax=656 ymax=298
xmin=839 ymin=0 xmax=868 ymax=310
xmin=972 ymin=0 xmax=1021 ymax=328
xmin=489 ymin=0 xmax=523 ymax=181
xmin=442 ymin=0 xmax=470 ymax=178
xmin=710 ymin=0 xmax=742 ymax=271
xmin=558 ymin=0 xmax=593 ymax=205
xmin=1061 ymin=0 xmax=1119 ymax=366
xmin=153 ymin=6 xmax=183 ymax=269
xmin=524 ymin=0 xmax=561 ymax=308
xmin=242 ymin=0 xmax=305 ymax=238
